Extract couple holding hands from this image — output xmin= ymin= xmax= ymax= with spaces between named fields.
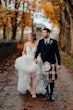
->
xmin=15 ymin=28 xmax=61 ymax=101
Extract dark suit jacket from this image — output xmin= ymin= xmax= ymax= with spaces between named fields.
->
xmin=35 ymin=38 xmax=61 ymax=65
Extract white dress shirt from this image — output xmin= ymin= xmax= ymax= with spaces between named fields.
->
xmin=44 ymin=37 xmax=50 ymax=45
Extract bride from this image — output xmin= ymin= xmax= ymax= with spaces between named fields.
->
xmin=15 ymin=33 xmax=46 ymax=98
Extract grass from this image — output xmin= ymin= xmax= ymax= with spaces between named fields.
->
xmin=61 ymin=51 xmax=73 ymax=73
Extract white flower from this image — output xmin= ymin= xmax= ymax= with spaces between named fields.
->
xmin=49 ymin=40 xmax=53 ymax=45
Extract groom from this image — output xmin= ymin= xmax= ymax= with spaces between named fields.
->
xmin=34 ymin=28 xmax=61 ymax=101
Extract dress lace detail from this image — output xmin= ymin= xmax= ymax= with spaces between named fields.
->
xmin=26 ymin=46 xmax=37 ymax=58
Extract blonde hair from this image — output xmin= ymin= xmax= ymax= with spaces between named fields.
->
xmin=29 ymin=33 xmax=36 ymax=41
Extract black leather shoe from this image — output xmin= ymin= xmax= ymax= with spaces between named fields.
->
xmin=49 ymin=95 xmax=55 ymax=101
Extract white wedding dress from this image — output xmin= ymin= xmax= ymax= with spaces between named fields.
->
xmin=15 ymin=45 xmax=47 ymax=95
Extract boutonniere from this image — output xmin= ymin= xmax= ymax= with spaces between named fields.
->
xmin=49 ymin=40 xmax=53 ymax=45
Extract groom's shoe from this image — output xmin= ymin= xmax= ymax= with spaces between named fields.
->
xmin=49 ymin=95 xmax=55 ymax=101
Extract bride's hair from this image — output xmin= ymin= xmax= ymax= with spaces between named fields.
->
xmin=29 ymin=33 xmax=36 ymax=41
xmin=32 ymin=33 xmax=36 ymax=41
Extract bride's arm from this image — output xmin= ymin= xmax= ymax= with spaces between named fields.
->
xmin=22 ymin=43 xmax=26 ymax=55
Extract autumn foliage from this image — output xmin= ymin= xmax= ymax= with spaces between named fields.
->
xmin=0 ymin=0 xmax=61 ymax=40
xmin=39 ymin=2 xmax=61 ymax=26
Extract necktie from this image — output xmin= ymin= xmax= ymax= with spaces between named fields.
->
xmin=46 ymin=40 xmax=48 ymax=45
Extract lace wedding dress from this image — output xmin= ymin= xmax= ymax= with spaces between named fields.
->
xmin=15 ymin=45 xmax=46 ymax=94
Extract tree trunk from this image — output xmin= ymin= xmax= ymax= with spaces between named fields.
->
xmin=12 ymin=26 xmax=17 ymax=40
xmin=3 ymin=24 xmax=6 ymax=39
xmin=21 ymin=29 xmax=24 ymax=41
xmin=11 ymin=14 xmax=18 ymax=40
xmin=60 ymin=0 xmax=73 ymax=54
xmin=11 ymin=0 xmax=19 ymax=40
xmin=70 ymin=16 xmax=73 ymax=54
xmin=0 ymin=0 xmax=2 ymax=5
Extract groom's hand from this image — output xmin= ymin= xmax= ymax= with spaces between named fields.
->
xmin=57 ymin=65 xmax=61 ymax=70
xmin=34 ymin=59 xmax=38 ymax=64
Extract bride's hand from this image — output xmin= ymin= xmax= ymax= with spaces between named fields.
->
xmin=38 ymin=53 xmax=41 ymax=56
xmin=34 ymin=59 xmax=38 ymax=64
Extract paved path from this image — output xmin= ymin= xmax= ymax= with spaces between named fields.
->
xmin=0 ymin=64 xmax=73 ymax=110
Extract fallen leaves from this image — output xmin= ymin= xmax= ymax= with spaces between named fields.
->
xmin=0 ymin=46 xmax=22 ymax=91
